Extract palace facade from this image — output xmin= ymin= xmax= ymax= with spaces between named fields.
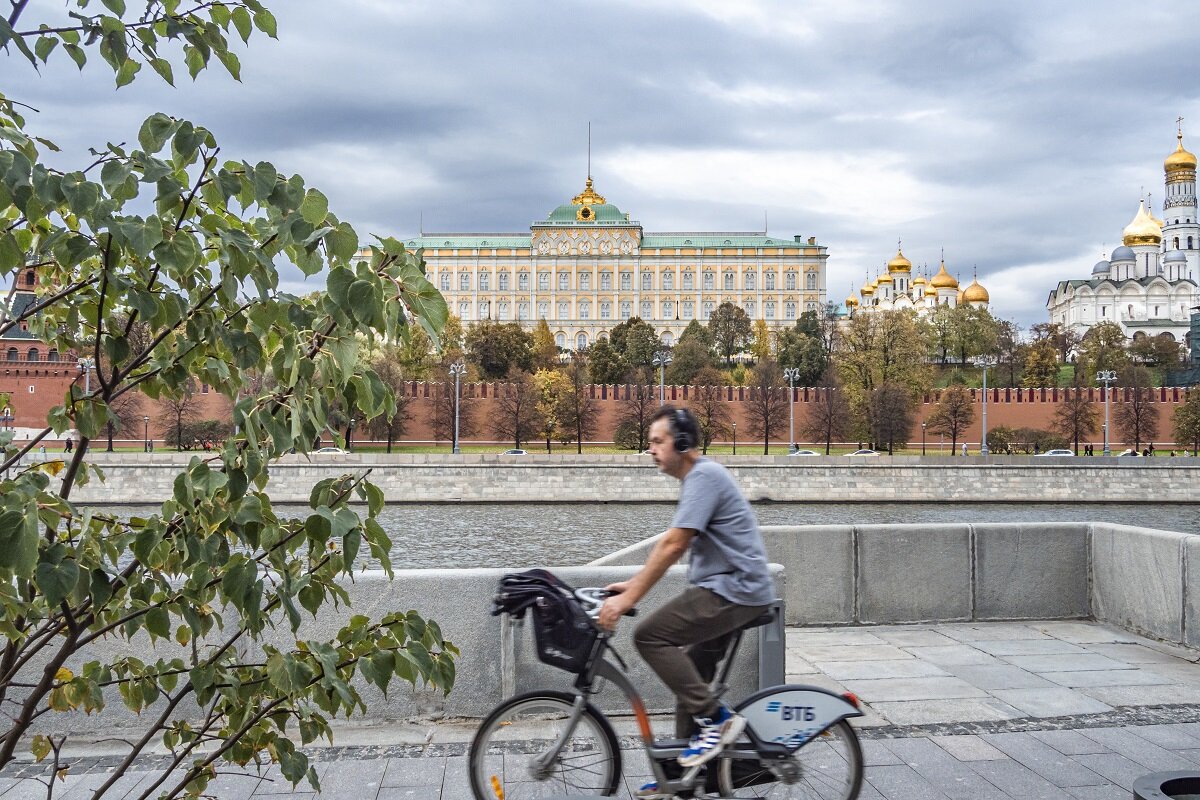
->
xmin=401 ymin=178 xmax=828 ymax=349
xmin=1046 ymin=129 xmax=1200 ymax=345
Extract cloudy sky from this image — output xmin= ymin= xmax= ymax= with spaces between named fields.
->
xmin=14 ymin=0 xmax=1200 ymax=329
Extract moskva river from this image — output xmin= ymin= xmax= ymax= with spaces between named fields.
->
xmin=94 ymin=502 xmax=1200 ymax=569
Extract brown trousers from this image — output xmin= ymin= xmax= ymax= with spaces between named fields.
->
xmin=633 ymin=585 xmax=770 ymax=738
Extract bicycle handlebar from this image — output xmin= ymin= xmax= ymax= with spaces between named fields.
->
xmin=574 ymin=587 xmax=638 ymax=620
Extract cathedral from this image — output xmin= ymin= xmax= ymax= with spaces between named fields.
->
xmin=1045 ymin=129 xmax=1199 ymax=345
xmin=844 ymin=248 xmax=990 ymax=317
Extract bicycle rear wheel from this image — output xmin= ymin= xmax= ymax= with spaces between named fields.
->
xmin=717 ymin=720 xmax=863 ymax=799
xmin=469 ymin=690 xmax=622 ymax=799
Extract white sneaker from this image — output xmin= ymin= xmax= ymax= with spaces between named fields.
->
xmin=677 ymin=705 xmax=745 ymax=768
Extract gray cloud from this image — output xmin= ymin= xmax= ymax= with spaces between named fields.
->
xmin=10 ymin=0 xmax=1200 ymax=327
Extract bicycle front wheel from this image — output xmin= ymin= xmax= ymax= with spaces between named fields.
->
xmin=469 ymin=690 xmax=622 ymax=799
xmin=717 ymin=720 xmax=863 ymax=799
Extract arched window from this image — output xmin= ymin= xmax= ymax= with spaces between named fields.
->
xmin=6 ymin=347 xmax=17 ymax=361
xmin=26 ymin=348 xmax=38 ymax=362
xmin=518 ymin=272 xmax=529 ymax=290
xmin=47 ymin=349 xmax=58 ymax=362
xmin=479 ymin=300 xmax=490 ymax=318
xmin=498 ymin=272 xmax=510 ymax=290
xmin=557 ymin=301 xmax=569 ymax=318
xmin=599 ymin=301 xmax=611 ymax=319
xmin=806 ymin=272 xmax=817 ymax=290
xmin=641 ymin=272 xmax=653 ymax=290
xmin=745 ymin=273 xmax=756 ymax=290
xmin=459 ymin=273 xmax=470 ymax=291
xmin=579 ymin=300 xmax=590 ymax=319
xmin=682 ymin=271 xmax=694 ymax=290
xmin=764 ymin=272 xmax=776 ymax=290
xmin=640 ymin=301 xmax=653 ymax=319
xmin=440 ymin=273 xmax=450 ymax=291
xmin=1175 ymin=238 xmax=1181 ymax=249
xmin=785 ymin=271 xmax=797 ymax=290
xmin=458 ymin=302 xmax=470 ymax=320
xmin=1190 ymin=237 xmax=1194 ymax=249
xmin=702 ymin=301 xmax=714 ymax=319
xmin=555 ymin=333 xmax=566 ymax=348
xmin=600 ymin=272 xmax=612 ymax=290
xmin=702 ymin=271 xmax=714 ymax=290
xmin=723 ymin=272 xmax=734 ymax=290
xmin=663 ymin=272 xmax=675 ymax=290
xmin=24 ymin=270 xmax=35 ymax=286
xmin=479 ymin=272 xmax=491 ymax=291
xmin=498 ymin=301 xmax=509 ymax=320
xmin=620 ymin=301 xmax=632 ymax=320
xmin=576 ymin=332 xmax=588 ymax=349
xmin=517 ymin=302 xmax=529 ymax=320
xmin=785 ymin=302 xmax=797 ymax=319
xmin=558 ymin=272 xmax=570 ymax=290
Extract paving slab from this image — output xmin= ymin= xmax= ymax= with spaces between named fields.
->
xmin=796 ymin=643 xmax=914 ymax=662
xmin=1032 ymin=621 xmax=1141 ymax=644
xmin=1080 ymin=683 xmax=1200 ymax=706
xmin=928 ymin=734 xmax=1008 ymax=762
xmin=1028 ymin=729 xmax=1113 ymax=756
xmin=869 ymin=697 xmax=1025 ymax=726
xmin=1041 ymin=668 xmax=1171 ymax=688
xmin=1002 ymin=653 xmax=1132 ymax=672
xmin=979 ymin=731 xmax=1107 ymax=787
xmin=785 ymin=629 xmax=887 ymax=647
xmin=1083 ymin=641 xmax=1197 ymax=664
xmin=936 ymin=623 xmax=1051 ymax=642
xmin=903 ymin=645 xmax=1003 ymax=667
xmin=817 ymin=658 xmax=949 ymax=681
xmin=868 ymin=628 xmax=960 ymax=647
xmin=1078 ymin=727 xmax=1200 ymax=771
xmin=965 ymin=758 xmax=1077 ymax=800
xmin=973 ymin=639 xmax=1087 ymax=656
xmin=863 ymin=763 xmax=951 ymax=800
xmin=948 ymin=665 xmax=1058 ymax=690
xmin=1071 ymin=752 xmax=1157 ymax=792
xmin=842 ymin=676 xmax=987 ymax=702
xmin=1128 ymin=723 xmax=1200 ymax=751
xmin=988 ymin=688 xmax=1114 ymax=717
xmin=882 ymin=737 xmax=1010 ymax=800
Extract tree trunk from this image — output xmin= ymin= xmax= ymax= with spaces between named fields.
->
xmin=106 ymin=421 xmax=114 ymax=452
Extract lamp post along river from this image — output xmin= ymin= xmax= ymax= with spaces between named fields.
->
xmin=1097 ymin=370 xmax=1117 ymax=456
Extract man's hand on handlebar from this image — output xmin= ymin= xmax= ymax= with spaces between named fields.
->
xmin=597 ymin=582 xmax=635 ymax=632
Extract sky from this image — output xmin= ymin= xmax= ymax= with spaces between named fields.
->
xmin=12 ymin=0 xmax=1200 ymax=330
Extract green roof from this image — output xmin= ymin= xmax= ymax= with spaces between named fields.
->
xmin=641 ymin=234 xmax=816 ymax=248
xmin=405 ymin=235 xmax=531 ymax=249
xmin=547 ymin=202 xmax=627 ymax=223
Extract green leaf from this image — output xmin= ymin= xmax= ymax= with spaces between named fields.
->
xmin=115 ymin=57 xmax=140 ymax=88
xmin=137 ymin=113 xmax=175 ymax=154
xmin=0 ymin=234 xmax=22 ymax=271
xmin=34 ymin=36 xmax=58 ymax=63
xmin=299 ymin=188 xmax=328 ymax=225
xmin=266 ymin=652 xmax=313 ymax=695
xmin=149 ymin=57 xmax=175 ymax=85
xmin=253 ymin=9 xmax=278 ymax=38
xmin=64 ymin=42 xmax=87 ymax=70
xmin=0 ymin=509 xmax=38 ymax=578
xmin=145 ymin=606 xmax=170 ymax=640
xmin=36 ymin=558 xmax=80 ymax=608
xmin=252 ymin=161 xmax=277 ymax=203
xmin=232 ymin=7 xmax=253 ymax=42
xmin=30 ymin=735 xmax=51 ymax=763
xmin=217 ymin=50 xmax=241 ymax=81
xmin=101 ymin=0 xmax=127 ymax=14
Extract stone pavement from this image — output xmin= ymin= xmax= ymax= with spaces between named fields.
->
xmin=2 ymin=620 xmax=1199 ymax=798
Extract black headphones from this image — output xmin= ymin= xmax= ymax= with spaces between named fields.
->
xmin=673 ymin=408 xmax=694 ymax=453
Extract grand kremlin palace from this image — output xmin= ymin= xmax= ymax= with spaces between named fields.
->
xmin=399 ymin=177 xmax=829 ymax=349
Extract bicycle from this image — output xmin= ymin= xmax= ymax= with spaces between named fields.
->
xmin=470 ymin=569 xmax=865 ymax=799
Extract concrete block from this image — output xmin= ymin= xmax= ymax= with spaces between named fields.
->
xmin=1186 ymin=534 xmax=1200 ymax=649
xmin=760 ymin=525 xmax=854 ymax=625
xmin=973 ymin=523 xmax=1089 ymax=620
xmin=1091 ymin=524 xmax=1188 ymax=645
xmin=857 ymin=524 xmax=971 ymax=623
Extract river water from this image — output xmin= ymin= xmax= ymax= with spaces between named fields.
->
xmin=94 ymin=502 xmax=1200 ymax=569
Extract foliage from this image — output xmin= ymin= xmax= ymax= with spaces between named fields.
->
xmin=559 ymin=354 xmax=598 ymax=453
xmin=1129 ymin=333 xmax=1184 ymax=370
xmin=750 ymin=318 xmax=771 ymax=362
xmin=867 ymin=382 xmax=914 ymax=453
xmin=426 ymin=364 xmax=476 ymax=446
xmin=1031 ymin=322 xmax=1081 ymax=365
xmin=0 ymin=2 xmax=458 ymax=793
xmin=585 ymin=337 xmax=623 ymax=385
xmin=709 ymin=302 xmax=752 ymax=365
xmin=799 ymin=370 xmax=850 ymax=455
xmin=166 ymin=418 xmax=232 ymax=451
xmin=607 ymin=317 xmax=659 ymax=372
xmin=1010 ymin=427 xmax=1069 ymax=454
xmin=1076 ymin=322 xmax=1130 ymax=383
xmin=530 ymin=318 xmax=559 ymax=372
xmin=365 ymin=345 xmax=413 ymax=453
xmin=925 ymin=386 xmax=975 ymax=454
xmin=690 ymin=367 xmax=731 ymax=454
xmin=775 ymin=323 xmax=826 ymax=386
xmin=1052 ymin=386 xmax=1099 ymax=454
xmin=993 ymin=320 xmax=1025 ymax=388
xmin=1022 ymin=339 xmax=1059 ymax=387
xmin=493 ymin=368 xmax=542 ymax=449
xmin=1171 ymin=390 xmax=1200 ymax=455
xmin=614 ymin=368 xmax=657 ymax=452
xmin=1114 ymin=365 xmax=1160 ymax=449
xmin=950 ymin=306 xmax=1000 ymax=366
xmin=157 ymin=382 xmax=202 ymax=451
xmin=744 ymin=359 xmax=787 ymax=454
xmin=663 ymin=338 xmax=714 ymax=386
xmin=986 ymin=425 xmax=1017 ymax=454
xmin=836 ymin=311 xmax=930 ymax=441
xmin=678 ymin=319 xmax=713 ymax=351
xmin=465 ymin=321 xmax=533 ymax=380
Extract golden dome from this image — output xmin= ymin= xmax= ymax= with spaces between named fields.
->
xmin=1122 ymin=200 xmax=1162 ymax=246
xmin=845 ymin=294 xmax=859 ymax=307
xmin=930 ymin=260 xmax=959 ymax=289
xmin=887 ymin=249 xmax=912 ymax=273
xmin=912 ymin=274 xmax=926 ymax=286
xmin=860 ymin=278 xmax=875 ymax=296
xmin=924 ymin=284 xmax=938 ymax=297
xmin=1165 ymin=131 xmax=1197 ymax=173
xmin=962 ymin=279 xmax=989 ymax=304
xmin=876 ymin=272 xmax=894 ymax=284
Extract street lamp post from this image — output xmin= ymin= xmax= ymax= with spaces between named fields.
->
xmin=347 ymin=418 xmax=355 ymax=453
xmin=732 ymin=422 xmax=737 ymax=455
xmin=143 ymin=416 xmax=150 ymax=452
xmin=1097 ymin=370 xmax=1117 ymax=456
xmin=783 ymin=367 xmax=800 ymax=453
xmin=450 ymin=361 xmax=466 ymax=454
xmin=921 ymin=421 xmax=927 ymax=457
xmin=1 ymin=406 xmax=11 ymax=431
xmin=979 ymin=357 xmax=993 ymax=456
xmin=652 ymin=351 xmax=672 ymax=405
xmin=76 ymin=357 xmax=95 ymax=397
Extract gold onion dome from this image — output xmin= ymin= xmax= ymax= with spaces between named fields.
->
xmin=845 ymin=294 xmax=859 ymax=307
xmin=876 ymin=272 xmax=894 ymax=284
xmin=924 ymin=283 xmax=938 ymax=296
xmin=1122 ymin=200 xmax=1162 ymax=246
xmin=887 ymin=249 xmax=912 ymax=273
xmin=860 ymin=279 xmax=875 ymax=296
xmin=1165 ymin=131 xmax=1197 ymax=173
xmin=962 ymin=279 xmax=989 ymax=303
xmin=930 ymin=260 xmax=959 ymax=289
xmin=912 ymin=273 xmax=927 ymax=285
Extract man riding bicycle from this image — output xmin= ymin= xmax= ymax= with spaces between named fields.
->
xmin=598 ymin=405 xmax=775 ymax=797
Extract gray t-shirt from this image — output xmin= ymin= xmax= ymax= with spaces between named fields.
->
xmin=670 ymin=457 xmax=776 ymax=606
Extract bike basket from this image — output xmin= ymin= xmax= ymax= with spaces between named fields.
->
xmin=492 ymin=569 xmax=599 ymax=673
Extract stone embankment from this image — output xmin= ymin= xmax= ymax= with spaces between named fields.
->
xmin=54 ymin=452 xmax=1200 ymax=504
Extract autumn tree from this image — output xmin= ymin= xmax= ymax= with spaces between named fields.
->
xmin=750 ymin=318 xmax=772 ymax=362
xmin=690 ymin=366 xmax=731 ymax=453
xmin=1114 ymin=364 xmax=1161 ymax=450
xmin=1031 ymin=322 xmax=1082 ymax=365
xmin=1171 ymin=389 xmax=1200 ymax=455
xmin=924 ymin=304 xmax=955 ymax=365
xmin=709 ymin=302 xmax=752 ymax=365
xmin=776 ymin=324 xmax=826 ymax=386
xmin=664 ymin=338 xmax=713 ymax=385
xmin=465 ymin=320 xmax=534 ymax=379
xmin=157 ymin=382 xmax=202 ymax=451
xmin=608 ymin=317 xmax=659 ymax=372
xmin=533 ymin=368 xmax=572 ymax=453
xmin=531 ymin=318 xmax=560 ymax=371
xmin=837 ymin=310 xmax=930 ymax=442
xmin=1129 ymin=332 xmax=1184 ymax=371
xmin=679 ymin=319 xmax=714 ymax=352
xmin=614 ymin=367 xmax=657 ymax=451
xmin=925 ymin=386 xmax=975 ymax=455
xmin=994 ymin=320 xmax=1025 ymax=387
xmin=1053 ymin=385 xmax=1099 ymax=455
xmin=1022 ymin=338 xmax=1059 ymax=387
xmin=800 ymin=368 xmax=850 ymax=455
xmin=427 ymin=364 xmax=477 ymax=447
xmin=585 ymin=336 xmax=624 ymax=384
xmin=1077 ymin=321 xmax=1130 ymax=383
xmin=950 ymin=305 xmax=1000 ymax=367
xmin=493 ymin=367 xmax=542 ymax=449
xmin=869 ymin=382 xmax=915 ymax=453
xmin=745 ymin=359 xmax=788 ymax=453
xmin=560 ymin=353 xmax=599 ymax=453
xmin=365 ymin=345 xmax=413 ymax=453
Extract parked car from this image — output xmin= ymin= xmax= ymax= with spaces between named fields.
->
xmin=787 ymin=449 xmax=820 ymax=456
xmin=845 ymin=449 xmax=880 ymax=457
xmin=1035 ymin=449 xmax=1075 ymax=457
xmin=313 ymin=446 xmax=348 ymax=454
xmin=501 ymin=448 xmax=528 ymax=455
